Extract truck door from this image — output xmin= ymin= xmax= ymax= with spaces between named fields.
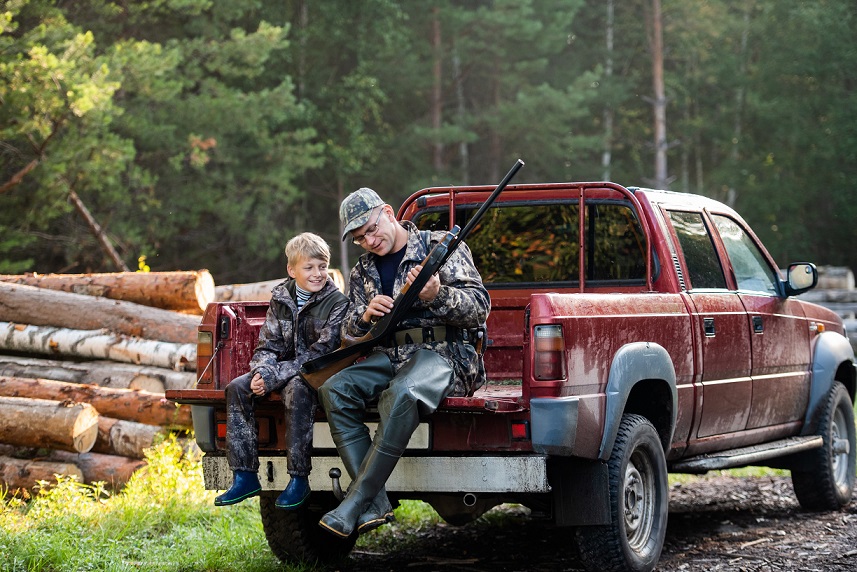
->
xmin=666 ymin=210 xmax=753 ymax=438
xmin=709 ymin=214 xmax=811 ymax=429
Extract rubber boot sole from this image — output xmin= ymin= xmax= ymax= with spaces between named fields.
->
xmin=275 ymin=488 xmax=310 ymax=510
xmin=213 ymin=487 xmax=261 ymax=506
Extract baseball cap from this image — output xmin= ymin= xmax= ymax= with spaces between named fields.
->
xmin=340 ymin=187 xmax=385 ymax=241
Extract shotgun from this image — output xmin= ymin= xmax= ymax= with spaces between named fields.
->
xmin=300 ymin=159 xmax=524 ymax=388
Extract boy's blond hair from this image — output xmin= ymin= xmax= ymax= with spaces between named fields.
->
xmin=285 ymin=232 xmax=331 ymax=266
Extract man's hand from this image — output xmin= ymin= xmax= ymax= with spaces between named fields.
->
xmin=250 ymin=372 xmax=266 ymax=396
xmin=407 ymin=264 xmax=440 ymax=302
xmin=362 ymin=294 xmax=395 ymax=323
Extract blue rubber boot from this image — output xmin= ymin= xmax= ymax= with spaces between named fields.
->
xmin=214 ymin=471 xmax=261 ymax=506
xmin=276 ymin=476 xmax=310 ymax=510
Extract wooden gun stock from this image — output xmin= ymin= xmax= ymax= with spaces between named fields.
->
xmin=300 ymin=159 xmax=524 ymax=389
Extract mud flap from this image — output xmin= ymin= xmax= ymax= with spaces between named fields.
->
xmin=548 ymin=457 xmax=611 ymax=526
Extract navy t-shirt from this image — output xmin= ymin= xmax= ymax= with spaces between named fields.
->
xmin=377 ymin=246 xmax=407 ymax=297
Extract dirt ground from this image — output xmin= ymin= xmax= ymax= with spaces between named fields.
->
xmin=342 ymin=475 xmax=857 ymax=572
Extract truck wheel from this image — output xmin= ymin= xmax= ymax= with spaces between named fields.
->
xmin=259 ymin=491 xmax=356 ymax=566
xmin=576 ymin=414 xmax=668 ymax=572
xmin=791 ymin=381 xmax=856 ymax=511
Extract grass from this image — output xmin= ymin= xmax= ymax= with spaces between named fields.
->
xmin=0 ymin=436 xmax=440 ymax=572
xmin=2 ymin=425 xmax=848 ymax=572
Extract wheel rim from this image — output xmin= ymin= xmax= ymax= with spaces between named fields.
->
xmin=624 ymin=449 xmax=656 ymax=552
xmin=830 ymin=406 xmax=851 ymax=490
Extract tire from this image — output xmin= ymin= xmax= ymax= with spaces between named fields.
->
xmin=259 ymin=491 xmax=356 ymax=567
xmin=576 ymin=414 xmax=669 ymax=572
xmin=791 ymin=381 xmax=856 ymax=511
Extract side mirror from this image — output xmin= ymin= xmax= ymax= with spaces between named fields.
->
xmin=785 ymin=262 xmax=817 ymax=296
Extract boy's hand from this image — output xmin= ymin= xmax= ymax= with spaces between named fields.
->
xmin=407 ymin=265 xmax=440 ymax=302
xmin=250 ymin=373 xmax=266 ymax=396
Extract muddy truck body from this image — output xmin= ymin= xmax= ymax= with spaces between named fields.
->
xmin=168 ymin=182 xmax=856 ymax=572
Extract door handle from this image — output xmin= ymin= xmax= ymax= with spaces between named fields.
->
xmin=704 ymin=317 xmax=716 ymax=337
xmin=752 ymin=315 xmax=764 ymax=333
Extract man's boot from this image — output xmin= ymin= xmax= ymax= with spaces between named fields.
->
xmin=214 ymin=470 xmax=261 ymax=506
xmin=335 ymin=434 xmax=396 ymax=534
xmin=318 ymin=445 xmax=400 ymax=538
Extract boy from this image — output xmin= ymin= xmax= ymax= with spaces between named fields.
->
xmin=215 ymin=232 xmax=349 ymax=510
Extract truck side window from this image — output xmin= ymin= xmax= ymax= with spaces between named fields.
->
xmin=710 ymin=214 xmax=778 ymax=295
xmin=667 ymin=211 xmax=727 ymax=290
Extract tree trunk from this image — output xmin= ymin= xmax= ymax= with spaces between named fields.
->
xmin=92 ymin=417 xmax=164 ymax=459
xmin=0 ymin=270 xmax=215 ymax=313
xmin=430 ymin=6 xmax=444 ymax=172
xmin=0 ymin=322 xmax=196 ymax=371
xmin=0 ymin=282 xmax=199 ymax=344
xmin=601 ymin=0 xmax=615 ymax=181
xmin=0 ymin=396 xmax=99 ymax=453
xmin=67 ymin=189 xmax=131 ymax=272
xmin=0 ymin=376 xmax=192 ymax=428
xmin=44 ymin=450 xmax=147 ymax=489
xmin=0 ymin=455 xmax=84 ymax=490
xmin=0 ymin=355 xmax=196 ymax=392
xmin=650 ymin=0 xmax=669 ymax=189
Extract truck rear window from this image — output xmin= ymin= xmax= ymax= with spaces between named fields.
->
xmin=414 ymin=201 xmax=646 ymax=285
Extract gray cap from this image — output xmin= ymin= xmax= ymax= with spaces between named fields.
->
xmin=340 ymin=187 xmax=385 ymax=241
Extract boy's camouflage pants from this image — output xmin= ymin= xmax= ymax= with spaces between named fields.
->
xmin=224 ymin=372 xmax=317 ymax=476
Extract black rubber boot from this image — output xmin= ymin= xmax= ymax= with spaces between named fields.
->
xmin=318 ymin=446 xmax=400 ymax=538
xmin=335 ymin=433 xmax=396 ymax=534
xmin=214 ymin=470 xmax=261 ymax=506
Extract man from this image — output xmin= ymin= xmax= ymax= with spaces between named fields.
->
xmin=317 ymin=187 xmax=490 ymax=538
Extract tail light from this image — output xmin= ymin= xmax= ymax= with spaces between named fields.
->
xmin=196 ymin=330 xmax=214 ymax=385
xmin=533 ymin=324 xmax=566 ymax=380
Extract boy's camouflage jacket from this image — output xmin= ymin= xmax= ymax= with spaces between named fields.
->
xmin=343 ymin=220 xmax=491 ymax=396
xmin=251 ymin=277 xmax=349 ymax=393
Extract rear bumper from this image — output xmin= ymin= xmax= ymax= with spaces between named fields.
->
xmin=202 ymin=454 xmax=550 ymax=494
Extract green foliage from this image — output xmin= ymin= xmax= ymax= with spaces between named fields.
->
xmin=1 ymin=0 xmax=855 ymax=277
xmin=0 ymin=436 xmax=282 ymax=572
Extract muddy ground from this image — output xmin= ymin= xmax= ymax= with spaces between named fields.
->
xmin=342 ymin=475 xmax=857 ymax=572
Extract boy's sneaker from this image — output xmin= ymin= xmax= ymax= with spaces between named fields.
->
xmin=276 ymin=476 xmax=310 ymax=510
xmin=214 ymin=471 xmax=262 ymax=506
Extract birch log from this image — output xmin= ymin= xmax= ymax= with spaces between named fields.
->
xmin=0 ymin=270 xmax=215 ymax=313
xmin=0 ymin=455 xmax=84 ymax=489
xmin=92 ymin=417 xmax=164 ymax=459
xmin=0 ymin=396 xmax=99 ymax=453
xmin=0 ymin=282 xmax=198 ymax=344
xmin=0 ymin=376 xmax=192 ymax=428
xmin=0 ymin=322 xmax=196 ymax=371
xmin=0 ymin=355 xmax=196 ymax=392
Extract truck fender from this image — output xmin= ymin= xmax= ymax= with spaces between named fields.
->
xmin=802 ymin=331 xmax=856 ymax=435
xmin=597 ymin=342 xmax=677 ymax=461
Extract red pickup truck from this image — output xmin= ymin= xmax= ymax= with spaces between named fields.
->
xmin=168 ymin=182 xmax=856 ymax=572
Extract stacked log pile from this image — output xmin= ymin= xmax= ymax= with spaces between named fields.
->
xmin=0 ymin=271 xmax=206 ymax=492
xmin=797 ymin=266 xmax=857 ymax=352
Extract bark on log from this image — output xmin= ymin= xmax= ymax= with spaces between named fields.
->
xmin=215 ymin=269 xmax=345 ymax=302
xmin=0 ymin=322 xmax=196 ymax=371
xmin=92 ymin=417 xmax=164 ymax=459
xmin=45 ymin=450 xmax=147 ymax=488
xmin=215 ymin=278 xmax=281 ymax=302
xmin=0 ymin=396 xmax=99 ymax=453
xmin=0 ymin=282 xmax=199 ymax=344
xmin=0 ymin=355 xmax=196 ymax=392
xmin=0 ymin=270 xmax=215 ymax=313
xmin=0 ymin=376 xmax=192 ymax=428
xmin=0 ymin=455 xmax=84 ymax=490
